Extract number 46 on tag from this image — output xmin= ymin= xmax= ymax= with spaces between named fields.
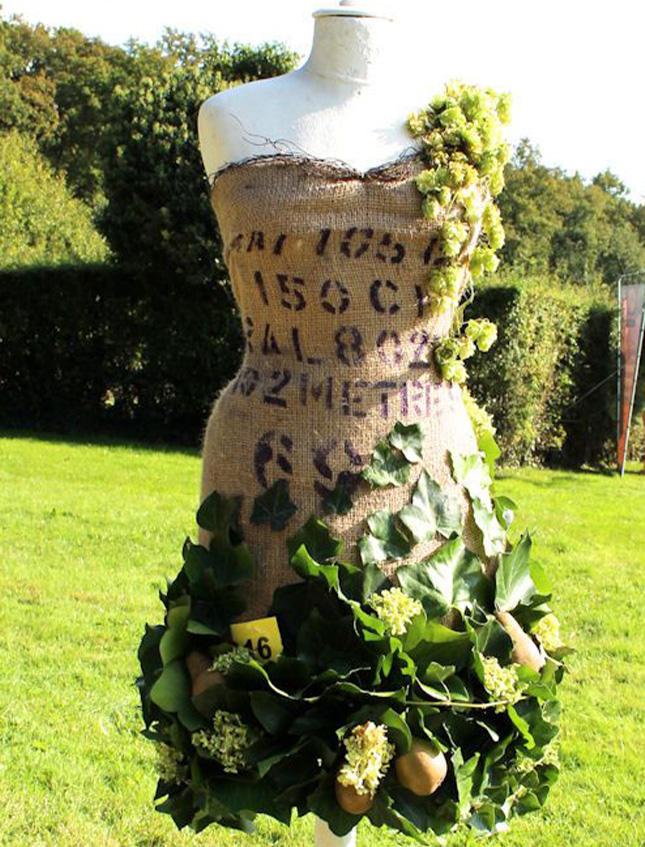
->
xmin=230 ymin=616 xmax=283 ymax=661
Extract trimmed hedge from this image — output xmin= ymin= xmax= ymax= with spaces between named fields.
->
xmin=0 ymin=265 xmax=634 ymax=466
xmin=466 ymin=277 xmax=618 ymax=466
xmin=0 ymin=264 xmax=242 ymax=442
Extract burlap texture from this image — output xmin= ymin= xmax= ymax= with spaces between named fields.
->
xmin=200 ymin=152 xmax=481 ymax=620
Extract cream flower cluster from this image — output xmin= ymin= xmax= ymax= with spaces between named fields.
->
xmin=480 ymin=655 xmax=525 ymax=712
xmin=337 ymin=722 xmax=395 ymax=796
xmin=514 ymin=741 xmax=560 ymax=775
xmin=531 ymin=614 xmax=564 ymax=653
xmin=155 ymin=743 xmax=188 ymax=784
xmin=192 ymin=710 xmax=260 ymax=774
xmin=209 ymin=645 xmax=254 ymax=674
xmin=369 ymin=587 xmax=423 ymax=636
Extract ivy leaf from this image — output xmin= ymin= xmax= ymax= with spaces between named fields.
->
xmin=250 ymin=691 xmax=299 ymax=735
xmin=451 ymin=748 xmax=480 ymax=816
xmin=507 ymin=703 xmax=535 ymax=749
xmin=321 ymin=470 xmax=360 ymax=516
xmin=361 ymin=562 xmax=392 ymax=601
xmin=422 ymin=662 xmax=456 ymax=684
xmin=367 ymin=792 xmax=427 ymax=844
xmin=468 ymin=803 xmax=507 ymax=835
xmin=397 ymin=538 xmax=491 ymax=617
xmin=213 ymin=537 xmax=255 ymax=585
xmin=361 ymin=440 xmax=411 ymax=488
xmin=155 ymin=786 xmax=197 ymax=829
xmin=398 ymin=470 xmax=462 ymax=543
xmin=388 ymin=421 xmax=424 ymax=463
xmin=472 ymin=498 xmax=507 ymax=557
xmin=287 ymin=514 xmax=343 ymax=562
xmin=494 ymin=495 xmax=517 ymax=529
xmin=386 ymin=782 xmax=453 ymax=836
xmin=290 ymin=543 xmax=339 ymax=592
xmin=250 ymin=478 xmax=297 ymax=530
xmin=467 ymin=617 xmax=513 ymax=661
xmin=150 ymin=659 xmax=191 ymax=713
xmin=196 ymin=490 xmax=242 ymax=542
xmin=159 ymin=604 xmax=190 ymax=665
xmin=450 ymin=451 xmax=493 ymax=507
xmin=478 ymin=429 xmax=501 ymax=478
xmin=400 ymin=610 xmax=427 ymax=652
xmin=495 ymin=532 xmax=540 ymax=611
xmin=357 ymin=509 xmax=412 ymax=564
xmin=410 ymin=621 xmax=473 ymax=669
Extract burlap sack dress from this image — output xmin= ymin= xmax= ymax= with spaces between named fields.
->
xmin=200 ymin=149 xmax=480 ymax=621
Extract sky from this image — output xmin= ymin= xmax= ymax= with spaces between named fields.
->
xmin=4 ymin=0 xmax=644 ymax=200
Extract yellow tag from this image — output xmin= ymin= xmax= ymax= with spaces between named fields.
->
xmin=230 ymin=616 xmax=283 ymax=661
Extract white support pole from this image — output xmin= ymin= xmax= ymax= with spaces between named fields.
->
xmin=314 ymin=817 xmax=357 ymax=847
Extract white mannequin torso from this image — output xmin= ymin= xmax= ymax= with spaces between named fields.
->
xmin=198 ymin=2 xmax=434 ymax=183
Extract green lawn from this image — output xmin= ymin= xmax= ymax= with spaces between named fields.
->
xmin=0 ymin=433 xmax=643 ymax=847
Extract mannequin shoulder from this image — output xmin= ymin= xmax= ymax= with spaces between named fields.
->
xmin=198 ymin=73 xmax=298 ymax=175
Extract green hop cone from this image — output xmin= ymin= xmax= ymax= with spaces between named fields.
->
xmin=458 ymin=335 xmax=477 ymax=360
xmin=475 ymin=320 xmax=498 ymax=351
xmin=407 ymin=112 xmax=426 ymax=136
xmin=428 ymin=265 xmax=461 ymax=298
xmin=441 ymin=220 xmax=470 ymax=258
xmin=422 ymin=196 xmax=443 ymax=220
xmin=470 ymin=245 xmax=500 ymax=278
xmin=465 ymin=318 xmax=498 ymax=352
xmin=441 ymin=358 xmax=467 ymax=384
xmin=439 ymin=104 xmax=467 ymax=128
xmin=435 ymin=337 xmax=461 ymax=365
xmin=416 ymin=168 xmax=438 ymax=194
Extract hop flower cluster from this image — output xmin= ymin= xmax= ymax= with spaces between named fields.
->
xmin=369 ymin=587 xmax=423 ymax=636
xmin=408 ymin=83 xmax=508 ymax=391
xmin=532 ymin=614 xmax=564 ymax=653
xmin=192 ymin=710 xmax=261 ymax=774
xmin=434 ymin=319 xmax=497 ymax=384
xmin=480 ymin=655 xmax=525 ymax=712
xmin=408 ymin=84 xmax=510 ymax=287
xmin=209 ymin=645 xmax=254 ymax=674
xmin=337 ymin=722 xmax=395 ymax=796
xmin=155 ymin=743 xmax=188 ymax=784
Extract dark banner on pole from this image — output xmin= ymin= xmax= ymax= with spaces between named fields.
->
xmin=618 ymin=280 xmax=645 ymax=473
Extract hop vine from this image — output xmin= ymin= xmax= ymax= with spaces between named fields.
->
xmin=407 ymin=82 xmax=511 ymax=384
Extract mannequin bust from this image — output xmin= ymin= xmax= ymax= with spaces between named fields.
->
xmin=198 ymin=7 xmax=430 ymax=846
xmin=198 ymin=0 xmax=433 ymax=182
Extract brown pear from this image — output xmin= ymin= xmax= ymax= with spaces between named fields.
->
xmin=495 ymin=611 xmax=545 ymax=672
xmin=334 ymin=780 xmax=374 ymax=815
xmin=185 ymin=650 xmax=212 ymax=682
xmin=395 ymin=739 xmax=448 ymax=796
xmin=192 ymin=668 xmax=225 ymax=698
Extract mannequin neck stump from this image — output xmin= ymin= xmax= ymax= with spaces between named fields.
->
xmin=301 ymin=15 xmax=400 ymax=85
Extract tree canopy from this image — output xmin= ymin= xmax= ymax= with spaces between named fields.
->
xmin=0 ymin=10 xmax=643 ymax=285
